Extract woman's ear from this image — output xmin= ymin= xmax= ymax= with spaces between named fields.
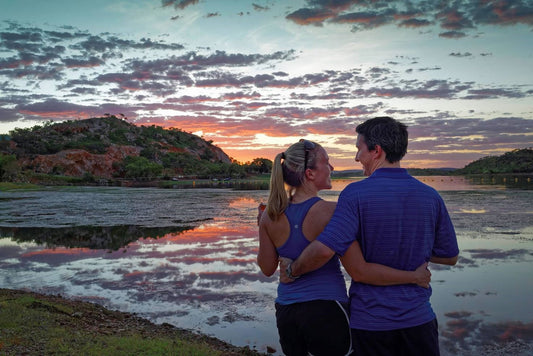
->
xmin=304 ymin=167 xmax=316 ymax=181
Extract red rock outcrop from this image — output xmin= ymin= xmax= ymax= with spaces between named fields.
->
xmin=20 ymin=145 xmax=141 ymax=178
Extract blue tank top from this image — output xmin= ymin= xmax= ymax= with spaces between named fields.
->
xmin=275 ymin=197 xmax=348 ymax=305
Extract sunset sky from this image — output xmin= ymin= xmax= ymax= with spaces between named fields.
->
xmin=1 ymin=0 xmax=532 ymax=169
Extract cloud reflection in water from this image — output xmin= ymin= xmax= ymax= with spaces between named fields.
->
xmin=0 ymin=185 xmax=532 ymax=355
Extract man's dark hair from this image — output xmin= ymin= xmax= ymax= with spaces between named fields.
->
xmin=355 ymin=116 xmax=408 ymax=163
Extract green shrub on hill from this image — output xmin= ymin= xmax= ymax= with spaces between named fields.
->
xmin=1 ymin=116 xmax=273 ymax=182
xmin=456 ymin=148 xmax=533 ymax=174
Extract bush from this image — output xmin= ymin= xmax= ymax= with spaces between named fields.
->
xmin=0 ymin=153 xmax=19 ymax=181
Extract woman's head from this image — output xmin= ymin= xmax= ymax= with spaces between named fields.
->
xmin=267 ymin=139 xmax=327 ymax=220
xmin=281 ymin=139 xmax=320 ymax=186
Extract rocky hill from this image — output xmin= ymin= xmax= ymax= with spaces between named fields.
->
xmin=0 ymin=116 xmax=233 ymax=181
xmin=455 ymin=148 xmax=533 ymax=174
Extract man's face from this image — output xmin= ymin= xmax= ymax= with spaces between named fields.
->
xmin=355 ymin=135 xmax=373 ymax=176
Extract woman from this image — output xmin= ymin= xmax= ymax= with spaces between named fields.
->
xmin=257 ymin=139 xmax=430 ymax=356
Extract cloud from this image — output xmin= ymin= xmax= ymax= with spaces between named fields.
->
xmin=63 ymin=56 xmax=104 ymax=68
xmin=162 ymin=0 xmax=199 ymax=10
xmin=450 ymin=52 xmax=472 ymax=57
xmin=16 ymin=98 xmax=97 ymax=120
xmin=286 ymin=0 xmax=533 ymax=36
xmin=1 ymin=7 xmax=532 ymax=169
xmin=286 ymin=8 xmax=336 ymax=26
xmin=439 ymin=30 xmax=467 ymax=38
xmin=398 ymin=18 xmax=432 ymax=28
xmin=440 ymin=310 xmax=533 ymax=354
xmin=252 ymin=3 xmax=270 ymax=12
xmin=462 ymin=248 xmax=531 ymax=261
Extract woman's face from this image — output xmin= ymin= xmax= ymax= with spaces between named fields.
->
xmin=311 ymin=147 xmax=334 ymax=190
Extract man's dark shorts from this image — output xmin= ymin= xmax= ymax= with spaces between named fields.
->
xmin=275 ymin=300 xmax=352 ymax=356
xmin=351 ymin=318 xmax=440 ymax=356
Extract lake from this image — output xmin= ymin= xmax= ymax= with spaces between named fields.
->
xmin=1 ymin=175 xmax=532 ymax=355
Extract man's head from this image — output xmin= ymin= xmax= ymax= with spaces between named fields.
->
xmin=355 ymin=116 xmax=408 ymax=164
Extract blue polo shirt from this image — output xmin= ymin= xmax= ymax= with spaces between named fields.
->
xmin=317 ymin=168 xmax=459 ymax=330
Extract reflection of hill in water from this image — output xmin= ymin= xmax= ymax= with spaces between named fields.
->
xmin=0 ymin=225 xmax=197 ymax=251
xmin=466 ymin=174 xmax=533 ymax=189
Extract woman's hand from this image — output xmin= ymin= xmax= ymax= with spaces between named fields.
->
xmin=414 ymin=262 xmax=431 ymax=288
xmin=278 ymin=257 xmax=295 ymax=284
xmin=257 ymin=203 xmax=266 ymax=226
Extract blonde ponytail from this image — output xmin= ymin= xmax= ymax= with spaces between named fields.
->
xmin=267 ymin=152 xmax=288 ymax=220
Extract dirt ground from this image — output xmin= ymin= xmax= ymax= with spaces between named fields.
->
xmin=0 ymin=288 xmax=269 ymax=355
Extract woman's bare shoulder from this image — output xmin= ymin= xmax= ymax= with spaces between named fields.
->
xmin=260 ymin=212 xmax=290 ymax=245
xmin=316 ymin=199 xmax=336 ymax=213
xmin=307 ymin=199 xmax=336 ymax=221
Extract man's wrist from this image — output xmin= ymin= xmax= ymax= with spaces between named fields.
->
xmin=286 ymin=262 xmax=301 ymax=280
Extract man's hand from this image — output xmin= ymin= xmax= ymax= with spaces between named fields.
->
xmin=414 ymin=262 xmax=431 ymax=288
xmin=278 ymin=257 xmax=296 ymax=284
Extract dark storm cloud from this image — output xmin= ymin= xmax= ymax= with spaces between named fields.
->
xmin=286 ymin=0 xmax=533 ymax=36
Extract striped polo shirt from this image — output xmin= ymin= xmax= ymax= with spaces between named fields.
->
xmin=318 ymin=168 xmax=459 ymax=330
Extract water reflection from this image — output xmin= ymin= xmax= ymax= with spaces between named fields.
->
xmin=0 ymin=225 xmax=196 ymax=251
xmin=466 ymin=174 xmax=533 ymax=190
xmin=0 ymin=180 xmax=532 ymax=355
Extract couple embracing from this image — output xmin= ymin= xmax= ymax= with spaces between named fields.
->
xmin=257 ymin=117 xmax=459 ymax=356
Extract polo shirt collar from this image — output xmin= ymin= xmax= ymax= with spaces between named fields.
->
xmin=370 ymin=168 xmax=409 ymax=178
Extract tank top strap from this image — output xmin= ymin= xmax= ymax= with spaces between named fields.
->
xmin=285 ymin=196 xmax=322 ymax=228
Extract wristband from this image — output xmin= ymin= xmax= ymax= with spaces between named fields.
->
xmin=286 ymin=262 xmax=301 ymax=280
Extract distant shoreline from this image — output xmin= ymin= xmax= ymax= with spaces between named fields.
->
xmin=2 ymin=172 xmax=533 ymax=191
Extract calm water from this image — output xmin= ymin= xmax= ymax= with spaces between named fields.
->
xmin=1 ymin=176 xmax=532 ymax=355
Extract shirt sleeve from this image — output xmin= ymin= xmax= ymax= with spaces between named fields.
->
xmin=317 ymin=188 xmax=359 ymax=256
xmin=432 ymin=196 xmax=460 ymax=258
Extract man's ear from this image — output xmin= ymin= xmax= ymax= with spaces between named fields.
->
xmin=373 ymin=145 xmax=384 ymax=159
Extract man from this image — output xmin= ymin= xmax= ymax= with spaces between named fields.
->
xmin=281 ymin=116 xmax=459 ymax=356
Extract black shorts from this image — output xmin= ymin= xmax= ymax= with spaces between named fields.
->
xmin=275 ymin=300 xmax=352 ymax=356
xmin=351 ymin=318 xmax=440 ymax=356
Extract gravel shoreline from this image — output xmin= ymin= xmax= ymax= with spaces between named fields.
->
xmin=0 ymin=288 xmax=269 ymax=355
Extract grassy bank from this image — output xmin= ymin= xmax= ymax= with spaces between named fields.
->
xmin=0 ymin=289 xmax=267 ymax=355
xmin=0 ymin=182 xmax=40 ymax=190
